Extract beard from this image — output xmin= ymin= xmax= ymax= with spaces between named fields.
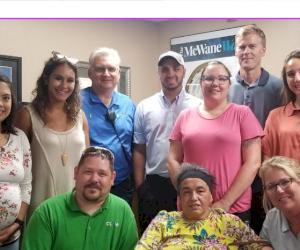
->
xmin=82 ymin=183 xmax=105 ymax=202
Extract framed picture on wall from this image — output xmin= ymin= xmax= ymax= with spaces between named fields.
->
xmin=0 ymin=55 xmax=22 ymax=103
xmin=77 ymin=61 xmax=131 ymax=97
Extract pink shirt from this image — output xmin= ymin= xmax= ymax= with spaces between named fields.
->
xmin=170 ymin=103 xmax=263 ymax=213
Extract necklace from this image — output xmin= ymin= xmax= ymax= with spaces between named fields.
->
xmin=57 ymin=133 xmax=68 ymax=167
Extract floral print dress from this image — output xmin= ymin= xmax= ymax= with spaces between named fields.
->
xmin=136 ymin=209 xmax=269 ymax=250
xmin=0 ymin=128 xmax=31 ymax=245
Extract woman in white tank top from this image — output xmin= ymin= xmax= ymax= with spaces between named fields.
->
xmin=15 ymin=52 xmax=89 ymax=217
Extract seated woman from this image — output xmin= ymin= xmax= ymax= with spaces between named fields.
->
xmin=135 ymin=164 xmax=272 ymax=250
xmin=259 ymin=156 xmax=300 ymax=250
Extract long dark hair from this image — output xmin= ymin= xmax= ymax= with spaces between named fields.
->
xmin=0 ymin=74 xmax=17 ymax=134
xmin=31 ymin=56 xmax=80 ymax=123
xmin=282 ymin=50 xmax=300 ymax=104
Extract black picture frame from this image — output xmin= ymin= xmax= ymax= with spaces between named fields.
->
xmin=0 ymin=55 xmax=22 ymax=103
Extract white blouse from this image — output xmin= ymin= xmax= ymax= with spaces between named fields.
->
xmin=0 ymin=128 xmax=32 ymax=230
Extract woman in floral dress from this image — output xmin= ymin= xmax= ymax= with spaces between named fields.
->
xmin=0 ymin=75 xmax=32 ymax=249
xmin=136 ymin=164 xmax=272 ymax=250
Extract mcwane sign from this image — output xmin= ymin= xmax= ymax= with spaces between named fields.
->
xmin=171 ymin=35 xmax=235 ymax=62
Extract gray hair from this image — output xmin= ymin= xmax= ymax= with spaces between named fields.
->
xmin=89 ymin=47 xmax=121 ymax=67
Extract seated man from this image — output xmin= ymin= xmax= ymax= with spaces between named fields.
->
xmin=22 ymin=146 xmax=138 ymax=250
xmin=135 ymin=164 xmax=272 ymax=250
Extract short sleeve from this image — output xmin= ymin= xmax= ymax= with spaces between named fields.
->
xmin=169 ymin=111 xmax=185 ymax=142
xmin=18 ymin=129 xmax=32 ymax=204
xmin=240 ymin=106 xmax=264 ymax=141
xmin=133 ymin=103 xmax=146 ymax=144
xmin=135 ymin=211 xmax=168 ymax=250
xmin=262 ymin=110 xmax=276 ymax=157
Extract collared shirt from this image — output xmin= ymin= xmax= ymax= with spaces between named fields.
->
xmin=134 ymin=88 xmax=200 ymax=177
xmin=81 ymin=87 xmax=136 ymax=184
xmin=262 ymin=102 xmax=300 ymax=163
xmin=260 ymin=208 xmax=300 ymax=250
xmin=22 ymin=192 xmax=138 ymax=250
xmin=229 ymin=68 xmax=283 ymax=128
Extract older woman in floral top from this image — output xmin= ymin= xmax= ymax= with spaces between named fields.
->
xmin=0 ymin=75 xmax=32 ymax=249
xmin=136 ymin=164 xmax=272 ymax=250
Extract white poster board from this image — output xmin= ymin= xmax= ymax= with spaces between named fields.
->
xmin=171 ymin=26 xmax=241 ymax=99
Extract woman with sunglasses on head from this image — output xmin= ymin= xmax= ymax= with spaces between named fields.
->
xmin=259 ymin=156 xmax=300 ymax=250
xmin=262 ymin=50 xmax=300 ymax=163
xmin=15 ymin=52 xmax=89 ymax=217
xmin=0 ymin=75 xmax=31 ymax=249
xmin=168 ymin=61 xmax=263 ymax=223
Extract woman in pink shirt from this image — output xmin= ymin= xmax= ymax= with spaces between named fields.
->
xmin=168 ymin=61 xmax=263 ymax=223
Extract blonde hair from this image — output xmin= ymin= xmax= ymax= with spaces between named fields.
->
xmin=259 ymin=156 xmax=300 ymax=212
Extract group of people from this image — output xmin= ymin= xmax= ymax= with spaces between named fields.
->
xmin=0 ymin=23 xmax=299 ymax=250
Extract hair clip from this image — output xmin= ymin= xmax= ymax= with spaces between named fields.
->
xmin=51 ymin=51 xmax=79 ymax=65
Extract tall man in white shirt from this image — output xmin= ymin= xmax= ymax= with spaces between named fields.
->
xmin=133 ymin=51 xmax=200 ymax=232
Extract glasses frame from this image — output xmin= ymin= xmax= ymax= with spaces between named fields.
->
xmin=201 ymin=75 xmax=230 ymax=86
xmin=51 ymin=51 xmax=79 ymax=65
xmin=264 ymin=178 xmax=293 ymax=193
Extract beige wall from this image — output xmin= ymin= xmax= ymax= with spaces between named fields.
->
xmin=1 ymin=19 xmax=300 ymax=103
xmin=0 ymin=20 xmax=160 ymax=103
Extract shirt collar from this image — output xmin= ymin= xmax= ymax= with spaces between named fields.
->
xmin=235 ymin=68 xmax=269 ymax=87
xmin=68 ymin=189 xmax=110 ymax=215
xmin=284 ymin=101 xmax=300 ymax=117
xmin=160 ymin=87 xmax=185 ymax=105
xmin=88 ymin=87 xmax=120 ymax=107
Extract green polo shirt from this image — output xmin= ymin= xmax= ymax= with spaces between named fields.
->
xmin=22 ymin=192 xmax=138 ymax=250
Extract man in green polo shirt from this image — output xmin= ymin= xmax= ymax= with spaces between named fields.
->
xmin=22 ymin=146 xmax=138 ymax=250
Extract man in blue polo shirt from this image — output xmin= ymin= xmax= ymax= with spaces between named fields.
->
xmin=81 ymin=47 xmax=135 ymax=204
xmin=229 ymin=24 xmax=283 ymax=233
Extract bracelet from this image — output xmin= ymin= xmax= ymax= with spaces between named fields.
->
xmin=14 ymin=218 xmax=24 ymax=228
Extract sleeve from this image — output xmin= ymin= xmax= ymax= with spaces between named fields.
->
xmin=169 ymin=111 xmax=185 ymax=142
xmin=228 ymin=214 xmax=270 ymax=250
xmin=118 ymin=203 xmax=138 ymax=250
xmin=21 ymin=207 xmax=53 ymax=250
xmin=133 ymin=103 xmax=146 ymax=144
xmin=240 ymin=106 xmax=264 ymax=141
xmin=135 ymin=211 xmax=167 ymax=250
xmin=262 ymin=110 xmax=276 ymax=157
xmin=259 ymin=212 xmax=271 ymax=244
xmin=19 ymin=129 xmax=32 ymax=204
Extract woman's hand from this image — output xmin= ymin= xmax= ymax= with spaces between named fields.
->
xmin=212 ymin=199 xmax=230 ymax=212
xmin=0 ymin=223 xmax=19 ymax=243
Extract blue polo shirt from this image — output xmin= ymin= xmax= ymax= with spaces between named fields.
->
xmin=229 ymin=68 xmax=283 ymax=128
xmin=81 ymin=87 xmax=135 ymax=184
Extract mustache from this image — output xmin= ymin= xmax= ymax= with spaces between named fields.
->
xmin=84 ymin=182 xmax=101 ymax=189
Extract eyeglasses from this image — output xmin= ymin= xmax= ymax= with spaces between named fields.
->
xmin=81 ymin=146 xmax=114 ymax=162
xmin=264 ymin=178 xmax=293 ymax=192
xmin=52 ymin=51 xmax=79 ymax=65
xmin=201 ymin=75 xmax=230 ymax=85
xmin=92 ymin=66 xmax=118 ymax=74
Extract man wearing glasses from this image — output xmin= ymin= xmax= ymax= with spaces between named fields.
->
xmin=22 ymin=146 xmax=138 ymax=250
xmin=81 ymin=48 xmax=135 ymax=205
xmin=228 ymin=24 xmax=283 ymax=233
